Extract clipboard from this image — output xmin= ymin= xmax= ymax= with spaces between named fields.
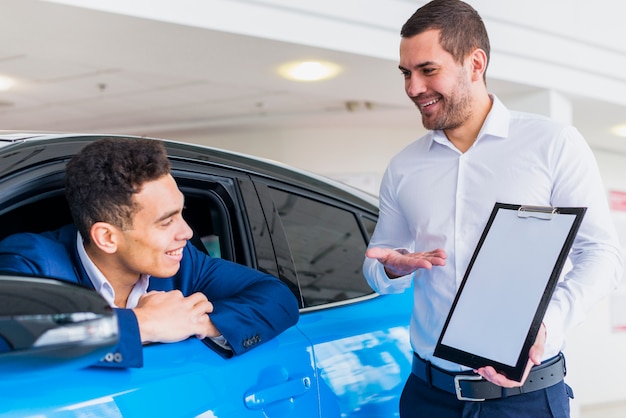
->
xmin=433 ymin=202 xmax=586 ymax=382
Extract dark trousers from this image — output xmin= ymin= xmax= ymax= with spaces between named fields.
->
xmin=399 ymin=372 xmax=573 ymax=418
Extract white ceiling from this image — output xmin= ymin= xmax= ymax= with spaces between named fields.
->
xmin=1 ymin=0 xmax=626 ymax=155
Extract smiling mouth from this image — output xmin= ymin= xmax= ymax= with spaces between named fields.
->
xmin=166 ymin=248 xmax=183 ymax=257
xmin=420 ymin=98 xmax=440 ymax=109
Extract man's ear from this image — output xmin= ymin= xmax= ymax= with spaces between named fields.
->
xmin=89 ymin=222 xmax=119 ymax=254
xmin=469 ymin=48 xmax=488 ymax=82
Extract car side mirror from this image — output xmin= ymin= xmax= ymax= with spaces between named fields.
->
xmin=0 ymin=275 xmax=119 ymax=375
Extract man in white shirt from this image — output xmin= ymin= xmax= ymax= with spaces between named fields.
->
xmin=362 ymin=0 xmax=623 ymax=416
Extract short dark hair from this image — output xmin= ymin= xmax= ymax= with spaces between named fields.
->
xmin=65 ymin=137 xmax=171 ymax=244
xmin=401 ymin=0 xmax=490 ymax=79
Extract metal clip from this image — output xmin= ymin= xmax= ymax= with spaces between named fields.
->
xmin=517 ymin=205 xmax=557 ymax=220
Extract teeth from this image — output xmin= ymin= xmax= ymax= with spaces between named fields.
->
xmin=422 ymin=98 xmax=439 ymax=108
xmin=167 ymin=248 xmax=183 ymax=256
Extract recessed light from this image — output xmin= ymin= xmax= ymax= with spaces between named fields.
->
xmin=610 ymin=124 xmax=626 ymax=138
xmin=278 ymin=61 xmax=341 ymax=82
xmin=0 ymin=75 xmax=16 ymax=91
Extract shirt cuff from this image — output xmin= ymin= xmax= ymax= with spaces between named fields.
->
xmin=209 ymin=335 xmax=231 ymax=351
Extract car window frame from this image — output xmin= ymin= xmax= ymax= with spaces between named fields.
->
xmin=249 ymin=176 xmax=379 ymax=313
xmin=170 ymin=161 xmax=306 ymax=307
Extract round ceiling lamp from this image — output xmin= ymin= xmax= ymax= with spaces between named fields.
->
xmin=278 ymin=60 xmax=341 ymax=82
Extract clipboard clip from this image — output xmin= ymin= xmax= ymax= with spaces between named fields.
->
xmin=517 ymin=205 xmax=558 ymax=220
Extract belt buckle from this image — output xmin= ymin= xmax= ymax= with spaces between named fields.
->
xmin=454 ymin=374 xmax=485 ymax=401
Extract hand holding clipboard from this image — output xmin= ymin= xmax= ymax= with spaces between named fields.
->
xmin=434 ymin=203 xmax=586 ymax=382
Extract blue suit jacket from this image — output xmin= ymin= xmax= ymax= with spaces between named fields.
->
xmin=0 ymin=225 xmax=299 ymax=368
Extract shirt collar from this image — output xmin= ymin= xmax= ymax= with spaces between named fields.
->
xmin=76 ymin=232 xmax=150 ymax=309
xmin=428 ymin=94 xmax=510 ymax=151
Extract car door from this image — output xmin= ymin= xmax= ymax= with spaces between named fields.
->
xmin=250 ymin=178 xmax=414 ymax=417
xmin=0 ymin=328 xmax=317 ymax=417
xmin=170 ymin=165 xmax=323 ymax=418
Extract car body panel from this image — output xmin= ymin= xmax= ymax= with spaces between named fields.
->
xmin=301 ymin=291 xmax=414 ymax=417
xmin=0 ymin=328 xmax=317 ymax=418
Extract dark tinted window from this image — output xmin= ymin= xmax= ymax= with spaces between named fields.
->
xmin=176 ymin=176 xmax=250 ymax=266
xmin=268 ymin=188 xmax=373 ymax=308
xmin=362 ymin=217 xmax=377 ymax=241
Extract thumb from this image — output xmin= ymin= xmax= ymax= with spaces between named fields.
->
xmin=366 ymin=247 xmax=389 ymax=259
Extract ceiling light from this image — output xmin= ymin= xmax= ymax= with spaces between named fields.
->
xmin=0 ymin=75 xmax=16 ymax=91
xmin=278 ymin=61 xmax=341 ymax=82
xmin=610 ymin=124 xmax=626 ymax=138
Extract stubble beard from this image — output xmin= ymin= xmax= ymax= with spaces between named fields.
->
xmin=419 ymin=74 xmax=473 ymax=132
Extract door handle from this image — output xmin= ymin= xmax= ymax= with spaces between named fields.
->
xmin=244 ymin=375 xmax=312 ymax=409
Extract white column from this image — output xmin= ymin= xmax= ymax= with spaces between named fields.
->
xmin=504 ymin=90 xmax=573 ymax=125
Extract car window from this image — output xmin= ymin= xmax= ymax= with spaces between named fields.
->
xmin=0 ymin=170 xmax=71 ymax=241
xmin=267 ymin=187 xmax=374 ymax=308
xmin=181 ymin=193 xmax=224 ymax=257
xmin=175 ymin=175 xmax=252 ymax=266
xmin=361 ymin=216 xmax=377 ymax=240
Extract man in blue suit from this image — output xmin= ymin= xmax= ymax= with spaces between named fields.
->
xmin=0 ymin=137 xmax=299 ymax=368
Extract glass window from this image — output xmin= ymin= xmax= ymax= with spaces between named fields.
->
xmin=269 ymin=188 xmax=373 ymax=308
xmin=362 ymin=217 xmax=377 ymax=241
xmin=178 ymin=178 xmax=242 ymax=264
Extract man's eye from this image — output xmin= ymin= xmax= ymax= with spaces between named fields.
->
xmin=400 ymin=71 xmax=410 ymax=79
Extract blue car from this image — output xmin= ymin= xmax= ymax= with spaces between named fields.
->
xmin=0 ymin=133 xmax=414 ymax=417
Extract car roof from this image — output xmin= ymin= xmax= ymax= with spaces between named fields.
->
xmin=0 ymin=132 xmax=378 ymax=211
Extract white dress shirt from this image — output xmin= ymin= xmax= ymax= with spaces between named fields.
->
xmin=363 ymin=95 xmax=623 ymax=371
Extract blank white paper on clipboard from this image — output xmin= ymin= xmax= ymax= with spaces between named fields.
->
xmin=433 ymin=202 xmax=586 ymax=381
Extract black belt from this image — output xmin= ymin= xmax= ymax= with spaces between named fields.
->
xmin=411 ymin=352 xmax=566 ymax=401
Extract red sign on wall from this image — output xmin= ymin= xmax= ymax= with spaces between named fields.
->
xmin=609 ymin=190 xmax=626 ymax=212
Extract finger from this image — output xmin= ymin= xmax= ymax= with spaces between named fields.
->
xmin=411 ymin=259 xmax=435 ymax=269
xmin=192 ymin=300 xmax=214 ymax=315
xmin=142 ymin=290 xmax=164 ymax=298
xmin=365 ymin=247 xmax=392 ymax=259
xmin=528 ymin=345 xmax=543 ymax=366
xmin=194 ymin=315 xmax=219 ymax=339
xmin=474 ymin=366 xmax=495 ymax=382
xmin=185 ymin=292 xmax=209 ymax=304
xmin=136 ymin=290 xmax=165 ymax=306
xmin=475 ymin=366 xmax=522 ymax=388
xmin=420 ymin=249 xmax=447 ymax=265
xmin=426 ymin=248 xmax=447 ymax=259
xmin=168 ymin=289 xmax=184 ymax=298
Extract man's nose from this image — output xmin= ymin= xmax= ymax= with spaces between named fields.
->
xmin=179 ymin=219 xmax=194 ymax=241
xmin=405 ymin=76 xmax=426 ymax=98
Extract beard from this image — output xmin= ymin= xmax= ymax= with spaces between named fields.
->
xmin=417 ymin=71 xmax=473 ymax=131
